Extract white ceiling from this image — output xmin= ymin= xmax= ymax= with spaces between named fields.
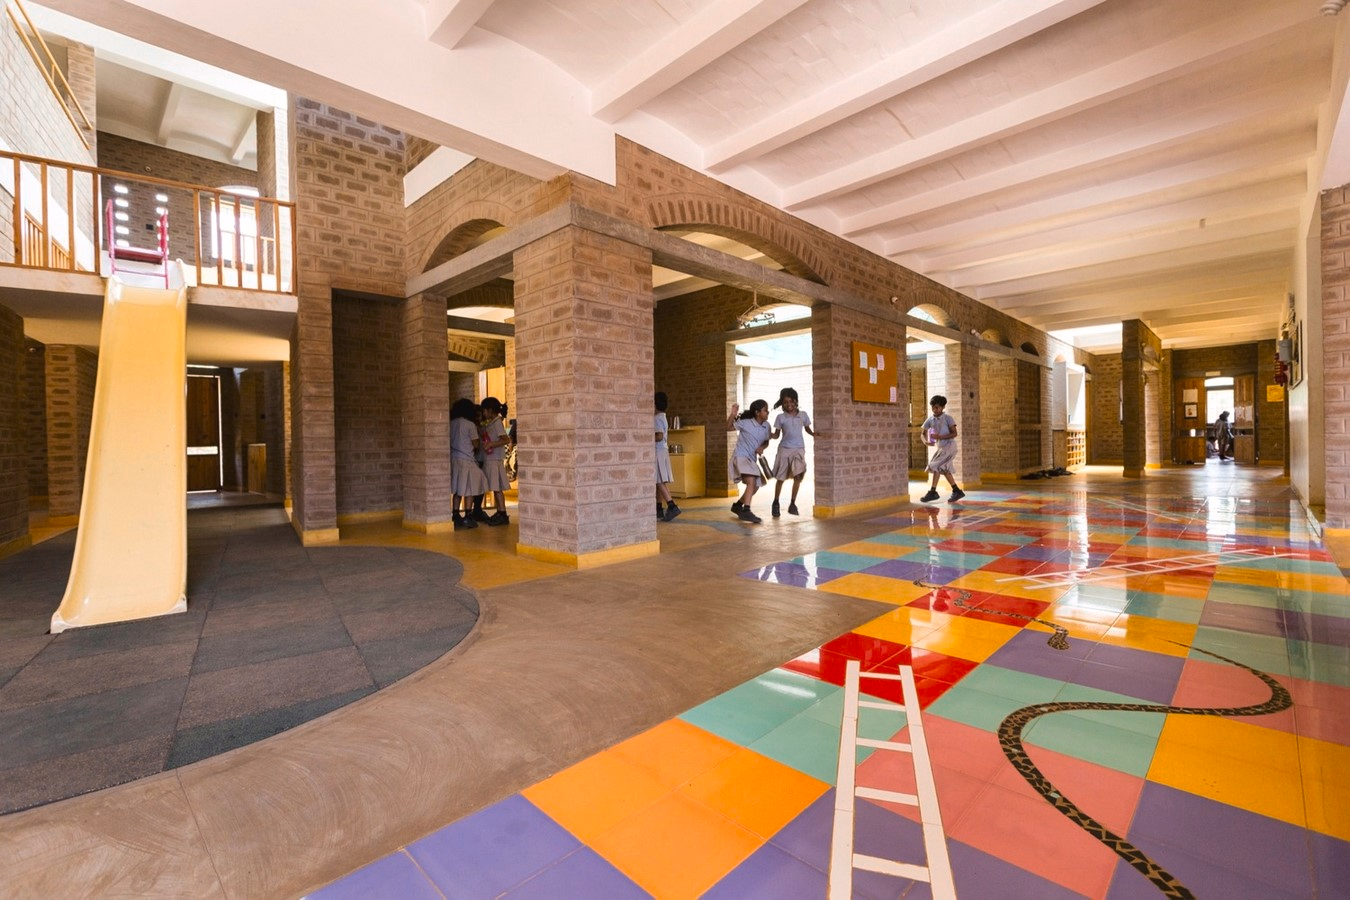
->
xmin=34 ymin=0 xmax=1350 ymax=352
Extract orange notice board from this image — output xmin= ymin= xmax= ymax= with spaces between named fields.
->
xmin=851 ymin=341 xmax=898 ymax=403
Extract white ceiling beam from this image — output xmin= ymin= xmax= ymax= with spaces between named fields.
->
xmin=840 ymin=74 xmax=1320 ymax=235
xmin=423 ymin=0 xmax=497 ymax=49
xmin=972 ymin=232 xmax=1295 ymax=300
xmin=881 ymin=132 xmax=1315 ymax=256
xmin=228 ymin=116 xmax=255 ymax=164
xmin=936 ymin=201 xmax=1302 ymax=285
xmin=155 ymin=81 xmax=185 ymax=145
xmin=1007 ymin=290 xmax=1282 ymax=328
xmin=993 ymin=254 xmax=1291 ymax=310
xmin=785 ymin=4 xmax=1315 ymax=209
xmin=591 ymin=0 xmax=811 ymax=123
xmin=705 ymin=0 xmax=1106 ymax=172
xmin=999 ymin=276 xmax=1290 ymax=319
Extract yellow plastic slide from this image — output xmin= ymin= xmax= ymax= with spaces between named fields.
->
xmin=50 ymin=271 xmax=188 ymax=633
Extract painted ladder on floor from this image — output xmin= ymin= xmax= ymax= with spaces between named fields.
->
xmin=829 ymin=661 xmax=956 ymax=899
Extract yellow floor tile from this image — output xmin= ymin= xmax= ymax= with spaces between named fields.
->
xmin=934 ymin=613 xmax=1021 ymax=643
xmin=609 ymin=719 xmax=740 ymax=790
xmin=1148 ymin=715 xmax=1306 ymax=827
xmin=947 ymin=571 xmax=1071 ymax=603
xmin=1026 ymin=618 xmax=1114 ymax=642
xmin=1298 ymin=735 xmax=1350 ymax=841
xmin=590 ymin=792 xmax=763 ymax=899
xmin=853 ymin=606 xmax=950 ymax=644
xmin=522 ymin=749 xmax=671 ymax=844
xmin=1097 ymin=616 xmax=1196 ymax=656
xmin=818 ymin=572 xmax=936 ymax=605
xmin=831 ymin=540 xmax=922 ymax=560
xmin=911 ymin=625 xmax=1015 ymax=662
xmin=679 ymin=747 xmax=828 ymax=840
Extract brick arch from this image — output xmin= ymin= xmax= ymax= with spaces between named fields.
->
xmin=648 ymin=197 xmax=827 ymax=284
xmin=904 ymin=288 xmax=957 ymax=328
xmin=419 ymin=212 xmax=510 ymax=273
xmin=1020 ymin=341 xmax=1041 ymax=357
xmin=981 ymin=327 xmax=1014 ymax=348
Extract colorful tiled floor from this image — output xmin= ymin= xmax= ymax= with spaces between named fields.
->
xmin=310 ymin=489 xmax=1350 ymax=899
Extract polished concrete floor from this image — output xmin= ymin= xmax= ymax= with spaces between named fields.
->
xmin=1 ymin=465 xmax=1346 ymax=899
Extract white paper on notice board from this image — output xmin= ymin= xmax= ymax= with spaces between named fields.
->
xmin=890 ymin=386 xmax=898 ymax=402
xmin=876 ymin=356 xmax=885 ymax=370
xmin=869 ymin=368 xmax=877 ymax=384
xmin=858 ymin=350 xmax=868 ymax=368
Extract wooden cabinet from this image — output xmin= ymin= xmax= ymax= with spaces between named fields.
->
xmin=668 ymin=425 xmax=706 ymax=498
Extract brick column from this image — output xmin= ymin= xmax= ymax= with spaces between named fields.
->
xmin=401 ymin=293 xmax=452 ymax=532
xmin=945 ymin=340 xmax=982 ymax=488
xmin=290 ymin=296 xmax=338 ymax=543
xmin=44 ymin=344 xmax=97 ymax=521
xmin=811 ymin=303 xmax=908 ymax=515
xmin=512 ymin=226 xmax=658 ymax=566
xmin=0 ymin=305 xmax=27 ymax=556
xmin=1121 ymin=321 xmax=1148 ymax=477
xmin=65 ymin=42 xmax=97 ymax=155
xmin=1322 ymin=185 xmax=1350 ymax=528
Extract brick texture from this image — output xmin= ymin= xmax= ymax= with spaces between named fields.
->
xmin=1322 ymin=186 xmax=1350 ymax=527
xmin=332 ymin=294 xmax=403 ymax=518
xmin=44 ymin=345 xmax=96 ymax=518
xmin=0 ymin=306 xmax=26 ymax=545
xmin=23 ymin=340 xmax=46 ymax=500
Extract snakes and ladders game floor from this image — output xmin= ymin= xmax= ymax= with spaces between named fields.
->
xmin=311 ymin=490 xmax=1350 ymax=899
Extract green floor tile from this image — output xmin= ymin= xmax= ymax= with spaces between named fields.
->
xmin=1021 ymin=709 xmax=1160 ymax=776
xmin=680 ymin=668 xmax=838 ymax=747
xmin=750 ymin=714 xmax=854 ymax=784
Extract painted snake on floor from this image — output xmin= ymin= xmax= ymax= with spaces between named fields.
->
xmin=913 ymin=579 xmax=1293 ymax=899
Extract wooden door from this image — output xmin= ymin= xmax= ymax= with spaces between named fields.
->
xmin=1173 ymin=377 xmax=1207 ymax=463
xmin=1233 ymin=374 xmax=1256 ymax=464
xmin=186 ymin=374 xmax=221 ymax=491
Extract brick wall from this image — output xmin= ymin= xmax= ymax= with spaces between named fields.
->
xmin=906 ymin=356 xmax=927 ymax=471
xmin=44 ymin=345 xmax=96 ymax=518
xmin=513 ymin=226 xmax=655 ymax=554
xmin=980 ymin=356 xmax=1017 ymax=476
xmin=0 ymin=305 xmax=26 ymax=547
xmin=1322 ymin=185 xmax=1350 ymax=527
xmin=290 ymin=99 xmax=407 ymax=535
xmin=1172 ymin=341 xmax=1284 ymax=465
xmin=333 ymin=294 xmax=403 ymax=517
xmin=0 ymin=23 xmax=95 ymax=164
xmin=97 ymin=132 xmax=262 ymax=269
xmin=24 ymin=339 xmax=46 ymax=500
xmin=1091 ymin=354 xmax=1124 ymax=463
xmin=811 ymin=303 xmax=908 ymax=510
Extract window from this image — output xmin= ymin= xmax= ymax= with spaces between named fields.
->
xmin=213 ymin=187 xmax=260 ymax=269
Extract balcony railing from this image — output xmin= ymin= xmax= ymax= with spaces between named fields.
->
xmin=1 ymin=149 xmax=296 ymax=294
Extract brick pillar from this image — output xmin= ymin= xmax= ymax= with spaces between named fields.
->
xmin=1122 ymin=321 xmax=1147 ymax=477
xmin=290 ymin=296 xmax=338 ymax=543
xmin=401 ymin=292 xmax=452 ymax=532
xmin=512 ymin=226 xmax=658 ymax=566
xmin=45 ymin=344 xmax=97 ymax=521
xmin=944 ymin=340 xmax=982 ymax=488
xmin=0 ymin=305 xmax=27 ymax=556
xmin=811 ymin=303 xmax=908 ymax=515
xmin=65 ymin=42 xmax=97 ymax=155
xmin=24 ymin=340 xmax=47 ymax=503
xmin=1322 ymin=186 xmax=1350 ymax=529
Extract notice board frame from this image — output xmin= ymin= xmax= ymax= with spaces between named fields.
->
xmin=851 ymin=340 xmax=898 ymax=404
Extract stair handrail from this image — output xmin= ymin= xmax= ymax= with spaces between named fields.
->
xmin=5 ymin=0 xmax=94 ymax=150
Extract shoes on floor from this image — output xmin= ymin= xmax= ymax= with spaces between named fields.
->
xmin=487 ymin=511 xmax=509 ymax=526
xmin=657 ymin=505 xmax=666 ymax=519
xmin=454 ymin=516 xmax=478 ymax=530
xmin=771 ymin=500 xmax=781 ymax=517
xmin=920 ymin=489 xmax=940 ymax=503
xmin=736 ymin=506 xmax=762 ymax=524
xmin=663 ymin=504 xmax=681 ymax=521
xmin=731 ymin=500 xmax=744 ymax=514
xmin=471 ymin=509 xmax=491 ymax=522
xmin=950 ymin=487 xmax=966 ymax=502
xmin=788 ymin=503 xmax=799 ymax=515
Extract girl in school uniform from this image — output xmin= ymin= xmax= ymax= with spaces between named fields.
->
xmin=727 ymin=399 xmax=771 ymax=524
xmin=478 ymin=396 xmax=512 ymax=526
xmin=768 ymin=387 xmax=819 ymax=517
xmin=451 ymin=398 xmax=489 ymax=530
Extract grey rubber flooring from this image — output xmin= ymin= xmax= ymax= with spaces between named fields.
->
xmin=0 ymin=504 xmax=478 ymax=814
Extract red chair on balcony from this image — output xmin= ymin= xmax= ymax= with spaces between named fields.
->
xmin=105 ymin=198 xmax=169 ymax=287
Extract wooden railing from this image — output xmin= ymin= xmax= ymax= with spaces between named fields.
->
xmin=5 ymin=0 xmax=93 ymax=150
xmin=2 ymin=149 xmax=296 ymax=293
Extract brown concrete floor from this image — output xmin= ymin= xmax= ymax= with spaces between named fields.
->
xmin=0 ymin=465 xmax=1326 ymax=899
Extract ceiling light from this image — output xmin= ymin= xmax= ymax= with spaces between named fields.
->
xmin=114 ymin=198 xmax=128 ymax=208
xmin=112 ymin=184 xmax=128 ymax=194
xmin=155 ymin=193 xmax=169 ymax=202
xmin=114 ymin=212 xmax=128 ymax=222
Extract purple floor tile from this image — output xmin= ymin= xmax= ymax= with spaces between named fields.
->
xmin=702 ymin=843 xmax=827 ymax=900
xmin=408 ymin=795 xmax=580 ymax=900
xmin=1281 ymin=609 xmax=1350 ymax=645
xmin=863 ymin=558 xmax=967 ymax=585
xmin=1199 ymin=601 xmax=1288 ymax=637
xmin=1309 ymin=830 xmax=1350 ymax=896
xmin=1105 ymin=844 xmax=1309 ymax=899
xmin=309 ymin=851 xmax=442 ymax=900
xmin=740 ymin=562 xmax=849 ymax=588
xmin=1008 ymin=545 xmax=1074 ymax=562
xmin=985 ymin=628 xmax=1091 ymax=680
xmin=1123 ymin=782 xmax=1315 ymax=896
xmin=501 ymin=847 xmax=650 ymax=899
xmin=1072 ymin=657 xmax=1180 ymax=705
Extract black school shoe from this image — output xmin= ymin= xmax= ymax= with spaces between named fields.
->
xmin=487 ymin=511 xmax=509 ymax=526
xmin=454 ymin=515 xmax=478 ymax=530
xmin=771 ymin=500 xmax=781 ymax=517
xmin=663 ymin=503 xmax=681 ymax=521
xmin=920 ymin=489 xmax=940 ymax=502
xmin=736 ymin=506 xmax=762 ymax=524
xmin=950 ymin=487 xmax=966 ymax=502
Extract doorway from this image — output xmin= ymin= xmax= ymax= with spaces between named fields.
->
xmin=186 ymin=373 xmax=221 ymax=491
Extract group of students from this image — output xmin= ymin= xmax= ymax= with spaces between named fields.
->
xmin=450 ymin=396 xmax=513 ymax=530
xmin=722 ymin=387 xmax=820 ymax=524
